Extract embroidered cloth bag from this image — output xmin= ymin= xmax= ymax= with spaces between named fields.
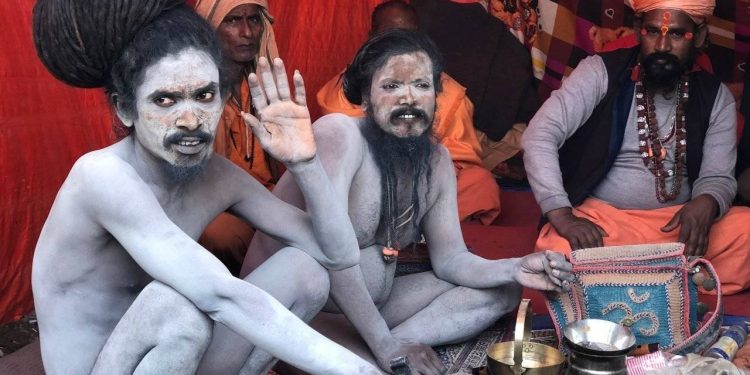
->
xmin=546 ymin=243 xmax=722 ymax=355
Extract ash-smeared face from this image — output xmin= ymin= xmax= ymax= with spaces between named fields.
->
xmin=365 ymin=51 xmax=436 ymax=138
xmin=133 ymin=48 xmax=222 ymax=169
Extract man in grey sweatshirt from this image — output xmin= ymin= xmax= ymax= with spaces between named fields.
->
xmin=522 ymin=0 xmax=750 ymax=295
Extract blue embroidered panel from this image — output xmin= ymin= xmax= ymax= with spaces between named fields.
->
xmin=546 ymin=243 xmax=707 ymax=352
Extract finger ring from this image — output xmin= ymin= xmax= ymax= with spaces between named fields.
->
xmin=390 ymin=356 xmax=410 ymax=371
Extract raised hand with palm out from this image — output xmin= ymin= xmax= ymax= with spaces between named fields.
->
xmin=241 ymin=57 xmax=315 ymax=164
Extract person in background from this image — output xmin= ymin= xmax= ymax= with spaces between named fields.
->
xmin=195 ymin=0 xmax=284 ymax=273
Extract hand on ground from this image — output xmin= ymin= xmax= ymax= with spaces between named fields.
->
xmin=515 ymin=250 xmax=573 ymax=292
xmin=376 ymin=338 xmax=445 ymax=375
xmin=241 ymin=57 xmax=315 ymax=164
xmin=546 ymin=207 xmax=607 ymax=250
xmin=661 ymin=194 xmax=718 ymax=257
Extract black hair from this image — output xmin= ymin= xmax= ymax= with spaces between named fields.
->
xmin=362 ymin=114 xmax=436 ymax=245
xmin=371 ymin=0 xmax=418 ymax=33
xmin=342 ymin=28 xmax=443 ymax=106
xmin=33 ymin=0 xmax=228 ymax=133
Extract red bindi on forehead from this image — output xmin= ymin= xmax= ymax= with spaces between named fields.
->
xmin=640 ymin=9 xmax=695 ymax=41
xmin=661 ymin=11 xmax=671 ymax=36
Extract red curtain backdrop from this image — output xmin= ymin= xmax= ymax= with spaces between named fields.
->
xmin=0 ymin=0 xmax=114 ymax=323
xmin=271 ymin=0 xmax=384 ymax=121
xmin=0 ymin=0 xmax=382 ymax=323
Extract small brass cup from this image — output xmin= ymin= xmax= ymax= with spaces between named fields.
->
xmin=486 ymin=299 xmax=566 ymax=375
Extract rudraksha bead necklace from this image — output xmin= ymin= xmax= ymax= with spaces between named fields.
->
xmin=635 ymin=71 xmax=689 ymax=203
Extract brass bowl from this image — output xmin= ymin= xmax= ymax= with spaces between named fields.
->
xmin=487 ymin=341 xmax=566 ymax=375
xmin=486 ymin=299 xmax=566 ymax=375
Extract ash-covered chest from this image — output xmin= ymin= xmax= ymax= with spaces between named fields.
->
xmin=346 ymin=156 xmax=430 ymax=249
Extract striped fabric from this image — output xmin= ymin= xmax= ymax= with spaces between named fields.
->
xmin=525 ymin=0 xmax=748 ymax=93
xmin=626 ymin=351 xmax=668 ymax=374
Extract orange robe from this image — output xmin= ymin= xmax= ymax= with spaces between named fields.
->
xmin=214 ymin=82 xmax=281 ymax=188
xmin=317 ymin=72 xmax=501 ymax=224
xmin=535 ymin=198 xmax=750 ymax=295
xmin=199 ymin=82 xmax=282 ymax=273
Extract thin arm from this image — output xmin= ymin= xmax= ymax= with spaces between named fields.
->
xmin=75 ymin=155 xmax=377 ymax=374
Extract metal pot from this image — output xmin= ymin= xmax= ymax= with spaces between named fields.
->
xmin=487 ymin=299 xmax=566 ymax=375
xmin=562 ymin=319 xmax=636 ymax=375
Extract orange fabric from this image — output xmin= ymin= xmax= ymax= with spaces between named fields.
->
xmin=201 ymin=82 xmax=279 ymax=261
xmin=431 ymin=75 xmax=486 ymax=167
xmin=316 ymin=71 xmax=500 ymax=223
xmin=198 ymin=213 xmax=255 ymax=275
xmin=601 ymin=33 xmax=639 ymax=52
xmin=195 ymin=0 xmax=281 ymax=261
xmin=316 ymin=72 xmax=364 ymax=117
xmin=455 ymin=163 xmax=501 ymax=225
xmin=535 ymin=198 xmax=750 ymax=295
xmin=214 ymin=82 xmax=279 ymax=188
xmin=626 ymin=0 xmax=715 ymax=21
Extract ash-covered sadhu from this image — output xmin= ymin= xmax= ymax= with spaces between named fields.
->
xmin=316 ymin=0 xmax=501 ymax=225
xmin=238 ymin=29 xmax=574 ymax=375
xmin=31 ymin=0 xmax=380 ymax=373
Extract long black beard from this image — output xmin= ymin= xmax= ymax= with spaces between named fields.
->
xmin=641 ymin=50 xmax=696 ymax=94
xmin=362 ymin=112 xmax=436 ymax=245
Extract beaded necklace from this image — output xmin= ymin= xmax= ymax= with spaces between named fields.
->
xmin=381 ymin=171 xmax=415 ymax=263
xmin=228 ymin=93 xmax=257 ymax=164
xmin=230 ymin=64 xmax=259 ymax=167
xmin=635 ymin=71 xmax=689 ymax=203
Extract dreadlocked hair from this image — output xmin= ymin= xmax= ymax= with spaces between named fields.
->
xmin=33 ymin=0 xmax=229 ymax=137
xmin=33 ymin=0 xmax=183 ymax=88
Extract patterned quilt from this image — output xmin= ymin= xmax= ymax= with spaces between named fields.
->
xmin=491 ymin=0 xmax=749 ymax=92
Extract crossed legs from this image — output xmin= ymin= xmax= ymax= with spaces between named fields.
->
xmin=91 ymin=281 xmax=212 ymax=375
xmin=197 ymin=246 xmax=331 ymax=375
xmin=92 ymin=246 xmax=329 ymax=375
xmin=317 ymin=245 xmax=521 ymax=358
xmin=383 ymin=271 xmax=520 ymax=346
xmin=365 ymin=245 xmax=520 ymax=346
